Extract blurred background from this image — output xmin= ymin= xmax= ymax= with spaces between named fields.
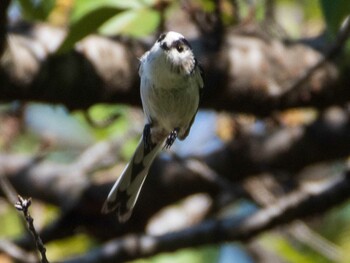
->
xmin=1 ymin=0 xmax=350 ymax=262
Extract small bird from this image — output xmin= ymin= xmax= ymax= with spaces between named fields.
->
xmin=102 ymin=31 xmax=204 ymax=222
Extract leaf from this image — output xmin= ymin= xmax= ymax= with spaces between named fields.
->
xmin=320 ymin=0 xmax=350 ymax=37
xmin=56 ymin=6 xmax=125 ymax=54
xmin=71 ymin=0 xmax=145 ymax=22
xmin=56 ymin=0 xmax=158 ymax=54
xmin=98 ymin=8 xmax=160 ymax=37
xmin=262 ymin=234 xmax=325 ymax=263
xmin=17 ymin=0 xmax=55 ymax=21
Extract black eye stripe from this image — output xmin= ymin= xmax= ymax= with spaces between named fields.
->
xmin=161 ymin=42 xmax=169 ymax=50
xmin=171 ymin=38 xmax=192 ymax=51
xmin=157 ymin=33 xmax=166 ymax=42
xmin=180 ymin=38 xmax=191 ymax=49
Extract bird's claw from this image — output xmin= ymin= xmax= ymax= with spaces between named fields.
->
xmin=164 ymin=128 xmax=179 ymax=149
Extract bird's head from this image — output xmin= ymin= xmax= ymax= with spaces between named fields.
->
xmin=155 ymin=31 xmax=196 ymax=75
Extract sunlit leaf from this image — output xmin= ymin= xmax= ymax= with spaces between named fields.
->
xmin=320 ymin=0 xmax=350 ymax=37
xmin=17 ymin=0 xmax=55 ymax=21
xmin=0 ymin=206 xmax=23 ymax=238
xmin=71 ymin=0 xmax=145 ymax=22
xmin=99 ymin=8 xmax=160 ymax=37
xmin=57 ymin=7 xmax=125 ymax=54
xmin=46 ymin=234 xmax=93 ymax=261
xmin=132 ymin=246 xmax=219 ymax=263
xmin=262 ymin=234 xmax=329 ymax=263
xmin=77 ymin=104 xmax=129 ymax=140
xmin=57 ymin=0 xmax=159 ymax=54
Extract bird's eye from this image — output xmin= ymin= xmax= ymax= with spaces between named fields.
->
xmin=176 ymin=44 xmax=184 ymax=53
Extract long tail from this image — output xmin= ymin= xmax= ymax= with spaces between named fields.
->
xmin=102 ymin=136 xmax=163 ymax=222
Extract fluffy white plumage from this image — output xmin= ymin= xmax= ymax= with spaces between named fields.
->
xmin=102 ymin=31 xmax=203 ymax=222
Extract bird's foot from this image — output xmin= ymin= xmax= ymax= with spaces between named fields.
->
xmin=164 ymin=128 xmax=179 ymax=149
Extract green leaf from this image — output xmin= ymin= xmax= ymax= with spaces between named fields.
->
xmin=57 ymin=7 xmax=125 ymax=54
xmin=262 ymin=234 xmax=327 ymax=263
xmin=99 ymin=8 xmax=160 ymax=37
xmin=71 ymin=0 xmax=145 ymax=22
xmin=46 ymin=234 xmax=94 ymax=261
xmin=57 ymin=0 xmax=158 ymax=54
xmin=17 ymin=0 xmax=55 ymax=21
xmin=320 ymin=0 xmax=350 ymax=37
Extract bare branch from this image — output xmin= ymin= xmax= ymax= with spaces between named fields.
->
xmin=15 ymin=195 xmax=49 ymax=263
xmin=0 ymin=172 xmax=18 ymax=204
xmin=0 ymin=22 xmax=343 ymax=115
xmin=61 ymin=171 xmax=350 ymax=263
xmin=3 ymin=108 xmax=350 ymax=243
xmin=280 ymin=15 xmax=350 ymax=102
xmin=245 ymin=174 xmax=342 ymax=262
xmin=205 ymin=108 xmax=350 ymax=181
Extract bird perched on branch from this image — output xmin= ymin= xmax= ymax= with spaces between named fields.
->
xmin=102 ymin=31 xmax=204 ymax=222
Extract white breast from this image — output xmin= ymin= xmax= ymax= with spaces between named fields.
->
xmin=139 ymin=48 xmax=200 ymax=136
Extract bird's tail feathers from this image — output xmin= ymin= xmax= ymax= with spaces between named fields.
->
xmin=102 ymin=137 xmax=163 ymax=222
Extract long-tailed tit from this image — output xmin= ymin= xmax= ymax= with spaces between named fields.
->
xmin=102 ymin=31 xmax=204 ymax=222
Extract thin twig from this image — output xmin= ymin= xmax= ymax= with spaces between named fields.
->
xmin=290 ymin=220 xmax=342 ymax=262
xmin=0 ymin=173 xmax=18 ymax=204
xmin=14 ymin=195 xmax=50 ymax=263
xmin=245 ymin=174 xmax=342 ymax=261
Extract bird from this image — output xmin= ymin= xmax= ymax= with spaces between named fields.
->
xmin=102 ymin=31 xmax=204 ymax=222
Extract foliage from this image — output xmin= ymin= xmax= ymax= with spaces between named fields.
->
xmin=320 ymin=0 xmax=350 ymax=37
xmin=262 ymin=234 xmax=330 ymax=263
xmin=57 ymin=0 xmax=160 ymax=53
xmin=0 ymin=202 xmax=22 ymax=238
xmin=46 ymin=234 xmax=94 ymax=261
xmin=133 ymin=246 xmax=219 ymax=263
xmin=3 ymin=1 xmax=350 ymax=263
xmin=16 ymin=0 xmax=55 ymax=21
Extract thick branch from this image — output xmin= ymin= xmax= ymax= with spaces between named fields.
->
xmin=61 ymin=172 xmax=350 ymax=263
xmin=0 ymin=22 xmax=344 ymax=115
xmin=3 ymin=109 xmax=350 ymax=243
xmin=205 ymin=108 xmax=350 ymax=180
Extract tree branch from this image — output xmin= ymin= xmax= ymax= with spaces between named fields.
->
xmin=280 ymin=15 xmax=350 ymax=102
xmin=61 ymin=171 xmax=350 ymax=263
xmin=15 ymin=195 xmax=49 ymax=263
xmin=205 ymin=108 xmax=350 ymax=181
xmin=0 ymin=21 xmax=344 ymax=115
xmin=3 ymin=108 xmax=350 ymax=244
